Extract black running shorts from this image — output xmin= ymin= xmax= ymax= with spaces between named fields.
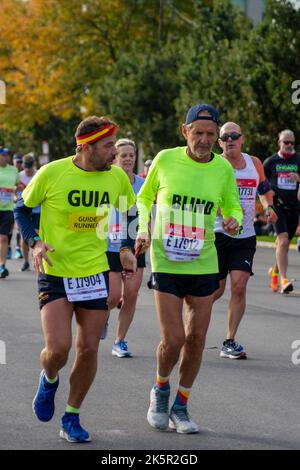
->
xmin=32 ymin=213 xmax=41 ymax=231
xmin=38 ymin=272 xmax=109 ymax=310
xmin=0 ymin=210 xmax=14 ymax=236
xmin=215 ymin=232 xmax=256 ymax=280
xmin=106 ymin=251 xmax=146 ymax=273
xmin=149 ymin=272 xmax=219 ymax=298
xmin=274 ymin=205 xmax=299 ymax=240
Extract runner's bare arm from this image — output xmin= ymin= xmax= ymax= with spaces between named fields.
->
xmin=253 ymin=156 xmax=277 ymax=224
xmin=220 ymin=165 xmax=243 ymax=235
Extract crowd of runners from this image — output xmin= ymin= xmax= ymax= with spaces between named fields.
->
xmin=1 ymin=105 xmax=300 ymax=442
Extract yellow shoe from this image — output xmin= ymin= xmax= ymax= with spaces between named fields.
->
xmin=281 ymin=278 xmax=293 ymax=294
xmin=268 ymin=267 xmax=279 ymax=292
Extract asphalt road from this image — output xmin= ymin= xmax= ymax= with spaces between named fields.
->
xmin=0 ymin=248 xmax=299 ymax=450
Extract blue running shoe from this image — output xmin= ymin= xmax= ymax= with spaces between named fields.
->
xmin=112 ymin=340 xmax=132 ymax=358
xmin=6 ymin=247 xmax=12 ymax=260
xmin=0 ymin=266 xmax=9 ymax=279
xmin=14 ymin=248 xmax=23 ymax=259
xmin=32 ymin=370 xmax=59 ymax=422
xmin=60 ymin=413 xmax=91 ymax=443
xmin=220 ymin=340 xmax=247 ymax=359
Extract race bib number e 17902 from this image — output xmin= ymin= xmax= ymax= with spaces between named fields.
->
xmin=163 ymin=223 xmax=205 ymax=262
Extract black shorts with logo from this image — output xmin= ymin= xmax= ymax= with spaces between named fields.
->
xmin=149 ymin=272 xmax=219 ymax=298
xmin=38 ymin=271 xmax=109 ymax=310
xmin=0 ymin=210 xmax=14 ymax=236
xmin=274 ymin=205 xmax=299 ymax=240
xmin=106 ymin=251 xmax=146 ymax=273
xmin=215 ymin=232 xmax=256 ymax=280
xmin=32 ymin=212 xmax=41 ymax=231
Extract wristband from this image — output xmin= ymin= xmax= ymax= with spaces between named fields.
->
xmin=120 ymin=246 xmax=132 ymax=254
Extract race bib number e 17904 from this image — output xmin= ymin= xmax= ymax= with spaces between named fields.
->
xmin=63 ymin=273 xmax=108 ymax=302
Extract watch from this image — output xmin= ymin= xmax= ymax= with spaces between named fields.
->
xmin=28 ymin=235 xmax=41 ymax=248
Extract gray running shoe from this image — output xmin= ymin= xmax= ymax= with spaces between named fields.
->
xmin=220 ymin=340 xmax=247 ymax=359
xmin=169 ymin=404 xmax=199 ymax=434
xmin=147 ymin=386 xmax=170 ymax=430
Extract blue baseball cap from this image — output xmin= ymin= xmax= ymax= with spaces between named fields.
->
xmin=185 ymin=104 xmax=221 ymax=125
xmin=13 ymin=153 xmax=23 ymax=162
xmin=0 ymin=147 xmax=9 ymax=155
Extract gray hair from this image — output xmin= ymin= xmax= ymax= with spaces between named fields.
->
xmin=115 ymin=138 xmax=136 ymax=152
xmin=278 ymin=129 xmax=295 ymax=140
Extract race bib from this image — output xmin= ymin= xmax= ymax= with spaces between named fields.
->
xmin=63 ymin=273 xmax=108 ymax=302
xmin=108 ymin=223 xmax=122 ymax=245
xmin=236 ymin=179 xmax=256 ymax=200
xmin=0 ymin=188 xmax=14 ymax=205
xmin=163 ymin=223 xmax=205 ymax=262
xmin=277 ymin=173 xmax=297 ymax=190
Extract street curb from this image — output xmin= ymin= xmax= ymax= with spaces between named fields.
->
xmin=257 ymin=241 xmax=297 ymax=251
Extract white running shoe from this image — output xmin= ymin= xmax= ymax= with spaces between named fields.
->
xmin=147 ymin=386 xmax=170 ymax=430
xmin=169 ymin=405 xmax=199 ymax=434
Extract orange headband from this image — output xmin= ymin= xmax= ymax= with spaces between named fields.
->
xmin=75 ymin=124 xmax=118 ymax=147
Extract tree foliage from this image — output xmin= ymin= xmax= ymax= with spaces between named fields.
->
xmin=0 ymin=0 xmax=299 ymax=160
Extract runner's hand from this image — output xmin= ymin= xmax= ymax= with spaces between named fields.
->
xmin=135 ymin=232 xmax=151 ymax=254
xmin=287 ymin=172 xmax=300 ymax=183
xmin=265 ymin=208 xmax=278 ymax=224
xmin=32 ymin=241 xmax=55 ymax=274
xmin=222 ymin=217 xmax=240 ymax=236
xmin=120 ymin=249 xmax=137 ymax=279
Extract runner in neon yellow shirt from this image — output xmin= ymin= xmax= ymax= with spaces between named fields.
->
xmin=0 ymin=148 xmax=19 ymax=278
xmin=137 ymin=146 xmax=242 ymax=275
xmin=123 ymin=104 xmax=242 ymax=434
xmin=15 ymin=116 xmax=135 ymax=443
xmin=22 ymin=155 xmax=134 ymax=277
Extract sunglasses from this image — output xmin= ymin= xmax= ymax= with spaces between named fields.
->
xmin=283 ymin=141 xmax=295 ymax=145
xmin=219 ymin=132 xmax=242 ymax=142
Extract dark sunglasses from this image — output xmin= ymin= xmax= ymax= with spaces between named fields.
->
xmin=283 ymin=141 xmax=295 ymax=145
xmin=219 ymin=132 xmax=242 ymax=142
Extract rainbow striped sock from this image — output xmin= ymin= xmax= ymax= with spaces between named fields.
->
xmin=155 ymin=373 xmax=170 ymax=392
xmin=174 ymin=385 xmax=191 ymax=406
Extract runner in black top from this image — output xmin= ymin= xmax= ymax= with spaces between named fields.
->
xmin=264 ymin=129 xmax=300 ymax=293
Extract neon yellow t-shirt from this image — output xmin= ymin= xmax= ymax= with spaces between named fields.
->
xmin=0 ymin=165 xmax=19 ymax=211
xmin=22 ymin=156 xmax=136 ymax=277
xmin=137 ymin=147 xmax=243 ymax=275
